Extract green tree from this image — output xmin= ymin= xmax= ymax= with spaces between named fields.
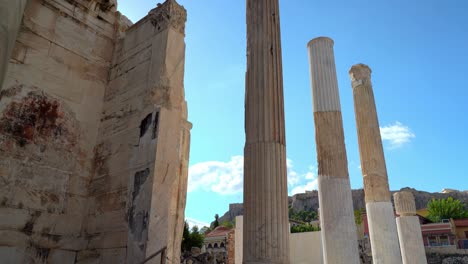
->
xmin=290 ymin=223 xmax=320 ymax=233
xmin=200 ymin=226 xmax=211 ymax=235
xmin=354 ymin=208 xmax=365 ymax=225
xmin=220 ymin=220 xmax=235 ymax=229
xmin=181 ymin=222 xmax=205 ymax=252
xmin=181 ymin=221 xmax=191 ymax=252
xmin=212 ymin=214 xmax=220 ymax=229
xmin=288 ymin=207 xmax=318 ymax=223
xmin=427 ymin=197 xmax=468 ymax=223
xmin=189 ymin=226 xmax=204 ymax=249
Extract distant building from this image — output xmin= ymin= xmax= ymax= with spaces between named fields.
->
xmin=453 ymin=219 xmax=468 ymax=249
xmin=204 ymin=226 xmax=233 ymax=253
xmin=441 ymin=188 xmax=457 ymax=194
xmin=289 ymin=219 xmax=306 ymax=227
xmin=421 ymin=221 xmax=456 ymax=248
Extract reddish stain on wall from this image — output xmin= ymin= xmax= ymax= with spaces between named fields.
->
xmin=0 ymin=90 xmax=75 ymax=148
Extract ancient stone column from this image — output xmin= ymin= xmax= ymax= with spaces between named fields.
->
xmin=307 ymin=37 xmax=360 ymax=264
xmin=349 ymin=64 xmax=402 ymax=264
xmin=0 ymin=0 xmax=28 ymax=88
xmin=394 ymin=191 xmax=428 ymax=264
xmin=243 ymin=0 xmax=290 ymax=263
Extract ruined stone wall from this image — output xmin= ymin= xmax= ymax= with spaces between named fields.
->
xmin=227 ymin=230 xmax=235 ymax=264
xmin=0 ymin=0 xmax=122 ymax=262
xmin=85 ymin=1 xmax=190 ymax=263
xmin=0 ymin=0 xmax=190 ymax=263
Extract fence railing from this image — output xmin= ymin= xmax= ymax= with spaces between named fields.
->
xmin=140 ymin=246 xmax=167 ymax=264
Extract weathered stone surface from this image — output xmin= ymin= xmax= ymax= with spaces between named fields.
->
xmin=394 ymin=191 xmax=417 ymax=216
xmin=308 ymin=37 xmax=360 ymax=264
xmin=0 ymin=0 xmax=191 ymax=263
xmin=0 ymin=0 xmax=28 ymax=86
xmin=243 ymin=0 xmax=290 ymax=263
xmin=350 ymin=64 xmax=402 ymax=264
xmin=48 ymin=249 xmax=76 ymax=264
xmin=394 ymin=191 xmax=427 ymax=264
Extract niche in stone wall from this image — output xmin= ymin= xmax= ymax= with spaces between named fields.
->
xmin=138 ymin=109 xmax=160 ymax=145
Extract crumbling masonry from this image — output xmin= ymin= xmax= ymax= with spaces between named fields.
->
xmin=0 ymin=0 xmax=191 ymax=263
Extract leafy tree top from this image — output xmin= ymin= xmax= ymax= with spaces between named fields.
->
xmin=427 ymin=197 xmax=468 ymax=223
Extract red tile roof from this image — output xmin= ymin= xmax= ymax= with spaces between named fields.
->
xmin=205 ymin=226 xmax=232 ymax=238
xmin=454 ymin=219 xmax=468 ymax=227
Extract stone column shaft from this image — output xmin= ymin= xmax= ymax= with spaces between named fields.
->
xmin=243 ymin=0 xmax=290 ymax=263
xmin=349 ymin=64 xmax=402 ymax=264
xmin=307 ymin=37 xmax=360 ymax=264
xmin=394 ymin=191 xmax=427 ymax=264
xmin=0 ymin=0 xmax=28 ymax=88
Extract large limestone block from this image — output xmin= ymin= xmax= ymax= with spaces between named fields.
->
xmin=0 ymin=208 xmax=30 ymax=230
xmin=48 ymin=249 xmax=77 ymax=264
xmin=396 ymin=216 xmax=427 ymax=264
xmin=0 ymin=0 xmax=28 ymax=87
xmin=0 ymin=246 xmax=25 ymax=264
xmin=88 ymin=231 xmax=127 ymax=249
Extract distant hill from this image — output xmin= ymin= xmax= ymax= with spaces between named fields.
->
xmin=217 ymin=188 xmax=468 ymax=224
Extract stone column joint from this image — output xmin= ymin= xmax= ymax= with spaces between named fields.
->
xmin=394 ymin=191 xmax=417 ymax=216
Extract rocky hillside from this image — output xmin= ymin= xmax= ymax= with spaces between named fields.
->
xmin=217 ymin=188 xmax=468 ymax=223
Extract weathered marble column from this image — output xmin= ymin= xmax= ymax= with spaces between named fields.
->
xmin=349 ymin=64 xmax=402 ymax=264
xmin=0 ymin=0 xmax=28 ymax=88
xmin=243 ymin=0 xmax=290 ymax=263
xmin=394 ymin=191 xmax=428 ymax=264
xmin=307 ymin=37 xmax=360 ymax=264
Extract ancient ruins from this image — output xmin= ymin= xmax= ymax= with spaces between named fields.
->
xmin=307 ymin=37 xmax=360 ymax=263
xmin=243 ymin=0 xmax=290 ymax=263
xmin=394 ymin=191 xmax=427 ymax=264
xmin=0 ymin=0 xmax=190 ymax=263
xmin=1 ymin=0 xmax=434 ymax=263
xmin=349 ymin=64 xmax=402 ymax=263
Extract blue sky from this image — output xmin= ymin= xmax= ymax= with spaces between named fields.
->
xmin=119 ymin=0 xmax=468 ymax=227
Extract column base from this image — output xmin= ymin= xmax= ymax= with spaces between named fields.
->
xmin=366 ymin=202 xmax=402 ymax=264
xmin=318 ymin=175 xmax=360 ymax=264
xmin=396 ymin=216 xmax=427 ymax=264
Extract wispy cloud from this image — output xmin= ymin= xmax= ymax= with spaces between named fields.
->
xmin=186 ymin=217 xmax=210 ymax=229
xmin=188 ymin=156 xmax=243 ymax=195
xmin=287 ymin=162 xmax=318 ymax=195
xmin=188 ymin=156 xmax=318 ymax=195
xmin=290 ymin=179 xmax=319 ymax=195
xmin=380 ymin=121 xmax=415 ymax=148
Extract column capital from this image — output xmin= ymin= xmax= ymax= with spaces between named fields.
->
xmin=349 ymin=63 xmax=372 ymax=89
xmin=394 ymin=191 xmax=416 ymax=216
xmin=307 ymin=37 xmax=334 ymax=48
xmin=149 ymin=0 xmax=187 ymax=35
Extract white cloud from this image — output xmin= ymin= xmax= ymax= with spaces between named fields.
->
xmin=287 ymin=162 xmax=318 ymax=195
xmin=186 ymin=217 xmax=210 ymax=229
xmin=188 ymin=155 xmax=243 ymax=194
xmin=188 ymin=156 xmax=318 ymax=195
xmin=287 ymin=158 xmax=300 ymax=186
xmin=380 ymin=121 xmax=415 ymax=148
xmin=290 ymin=179 xmax=319 ymax=195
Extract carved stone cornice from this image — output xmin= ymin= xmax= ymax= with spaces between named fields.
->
xmin=148 ymin=0 xmax=187 ymax=35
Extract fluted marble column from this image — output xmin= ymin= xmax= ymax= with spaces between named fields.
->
xmin=0 ymin=0 xmax=28 ymax=88
xmin=243 ymin=0 xmax=290 ymax=263
xmin=307 ymin=37 xmax=360 ymax=264
xmin=349 ymin=64 xmax=402 ymax=264
xmin=394 ymin=191 xmax=427 ymax=264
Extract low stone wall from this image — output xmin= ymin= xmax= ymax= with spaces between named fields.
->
xmin=426 ymin=253 xmax=468 ymax=264
xmin=426 ymin=247 xmax=468 ymax=255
